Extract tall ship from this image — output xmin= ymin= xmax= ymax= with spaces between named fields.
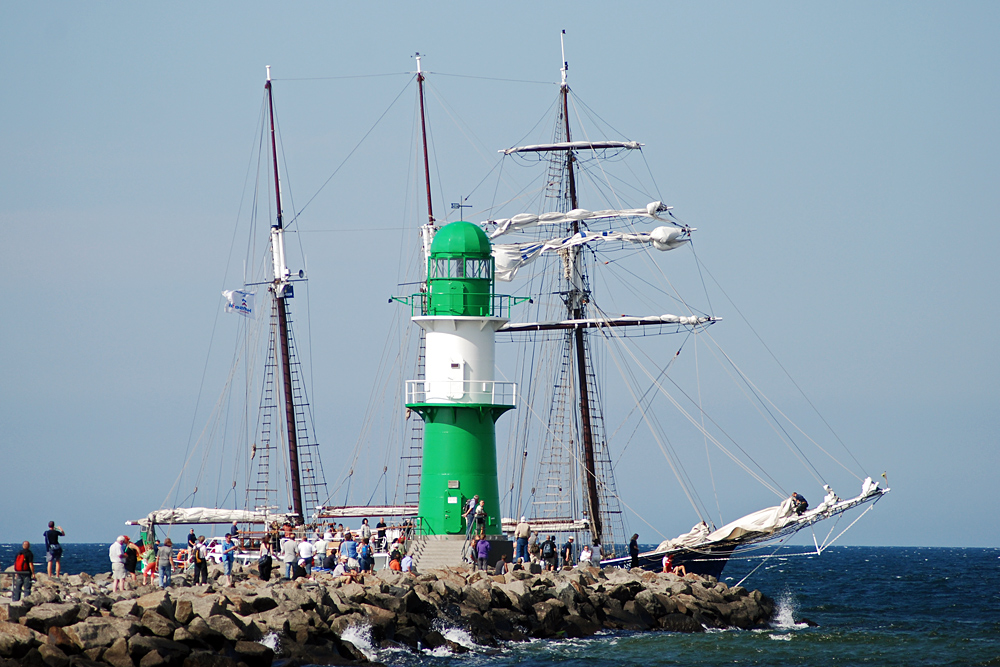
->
xmin=136 ymin=43 xmax=888 ymax=579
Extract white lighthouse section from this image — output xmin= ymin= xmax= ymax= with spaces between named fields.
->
xmin=411 ymin=315 xmax=513 ymax=405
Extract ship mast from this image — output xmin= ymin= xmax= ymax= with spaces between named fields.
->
xmin=559 ymin=33 xmax=605 ymax=546
xmin=265 ymin=66 xmax=305 ymax=523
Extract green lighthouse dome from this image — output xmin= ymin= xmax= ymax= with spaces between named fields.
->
xmin=429 ymin=220 xmax=492 ymax=258
xmin=427 ymin=221 xmax=494 ymax=317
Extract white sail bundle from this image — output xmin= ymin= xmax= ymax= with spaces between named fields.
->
xmin=487 ymin=201 xmax=675 ymax=239
xmin=131 ymin=507 xmax=297 ymax=527
xmin=493 ymin=225 xmax=688 ymax=282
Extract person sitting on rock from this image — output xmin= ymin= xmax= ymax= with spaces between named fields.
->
xmin=401 ymin=552 xmax=414 ymax=574
xmin=791 ymin=492 xmax=809 ymax=515
xmin=512 ymin=557 xmax=524 ymax=571
xmin=388 ymin=552 xmax=402 ymax=571
xmin=331 ymin=555 xmax=361 ymax=582
xmin=494 ymin=553 xmax=510 ymax=575
xmin=579 ymin=544 xmax=593 ymax=565
xmin=662 ymin=553 xmax=688 ymax=577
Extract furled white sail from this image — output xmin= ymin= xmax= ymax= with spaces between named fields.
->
xmin=653 ymin=521 xmax=712 ymax=552
xmin=502 ymin=140 xmax=642 ymax=155
xmin=487 ymin=201 xmax=674 ymax=239
xmin=130 ymin=507 xmax=297 ymax=527
xmin=493 ymin=225 xmax=688 ymax=282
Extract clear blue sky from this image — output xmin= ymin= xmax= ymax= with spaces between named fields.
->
xmin=2 ymin=2 xmax=997 ymax=547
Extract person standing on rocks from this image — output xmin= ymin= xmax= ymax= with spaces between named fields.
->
xmin=280 ymin=533 xmax=298 ymax=579
xmin=476 ymin=535 xmax=491 ymax=571
xmin=297 ymin=535 xmax=316 ymax=579
xmin=123 ymin=536 xmax=141 ymax=586
xmin=463 ymin=495 xmax=480 ymax=540
xmin=528 ymin=531 xmax=540 ymax=563
xmin=192 ymin=535 xmax=209 ymax=584
xmin=339 ymin=531 xmax=359 ymax=571
xmin=43 ymin=521 xmax=65 ymax=577
xmin=514 ymin=516 xmax=530 ymax=564
xmin=541 ymin=535 xmax=557 ymax=571
xmin=221 ymin=533 xmax=239 ymax=586
xmin=11 ymin=540 xmax=34 ymax=602
xmin=109 ymin=536 xmax=127 ymax=593
xmin=629 ymin=533 xmax=640 ymax=569
xmin=591 ymin=539 xmax=603 ymax=567
xmin=157 ymin=538 xmax=174 ymax=588
xmin=474 ymin=500 xmax=487 ymax=537
xmin=360 ymin=518 xmax=372 ymax=543
xmin=141 ymin=539 xmax=158 ymax=585
xmin=561 ymin=536 xmax=575 ymax=569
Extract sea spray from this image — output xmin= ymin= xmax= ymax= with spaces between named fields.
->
xmin=339 ymin=621 xmax=377 ymax=661
xmin=770 ymin=589 xmax=808 ymax=631
xmin=258 ymin=631 xmax=281 ymax=653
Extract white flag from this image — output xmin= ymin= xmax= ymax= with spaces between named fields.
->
xmin=222 ymin=290 xmax=255 ymax=318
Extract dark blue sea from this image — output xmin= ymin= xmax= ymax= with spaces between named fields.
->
xmin=3 ymin=544 xmax=998 ymax=666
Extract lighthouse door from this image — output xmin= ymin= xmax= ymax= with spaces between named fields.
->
xmin=443 ymin=493 xmax=462 ymax=533
xmin=446 ymin=360 xmax=466 ymax=400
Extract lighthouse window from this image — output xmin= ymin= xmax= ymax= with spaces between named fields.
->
xmin=464 ymin=259 xmax=491 ymax=279
xmin=430 ymin=258 xmax=491 ymax=279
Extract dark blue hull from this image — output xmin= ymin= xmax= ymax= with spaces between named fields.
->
xmin=603 ymin=545 xmax=736 ymax=580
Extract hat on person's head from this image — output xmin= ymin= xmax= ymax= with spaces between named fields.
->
xmin=520 ymin=516 xmax=526 ymax=521
xmin=568 ymin=536 xmax=574 ymax=541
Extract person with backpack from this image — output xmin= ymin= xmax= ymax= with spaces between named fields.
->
xmin=357 ymin=537 xmax=373 ymax=573
xmin=257 ymin=535 xmax=274 ymax=582
xmin=12 ymin=541 xmax=34 ymax=602
xmin=43 ymin=521 xmax=65 ymax=577
xmin=192 ymin=536 xmax=209 ymax=584
xmin=541 ymin=535 xmax=557 ymax=571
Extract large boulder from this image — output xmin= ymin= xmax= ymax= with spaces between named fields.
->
xmin=135 ymin=591 xmax=174 ymax=622
xmin=37 ymin=643 xmax=71 ymax=667
xmin=127 ymin=636 xmax=191 ymax=664
xmin=140 ymin=610 xmax=179 ymax=638
xmin=24 ymin=603 xmax=82 ymax=633
xmin=232 ymin=641 xmax=274 ymax=667
xmin=102 ymin=638 xmax=134 ymax=667
xmin=0 ymin=622 xmax=45 ymax=658
xmin=63 ymin=617 xmax=138 ymax=652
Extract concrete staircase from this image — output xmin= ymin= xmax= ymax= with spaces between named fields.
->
xmin=408 ymin=535 xmax=468 ymax=570
xmin=409 ymin=534 xmax=513 ymax=571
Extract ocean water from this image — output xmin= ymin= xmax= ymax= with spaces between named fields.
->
xmin=3 ymin=544 xmax=997 ymax=666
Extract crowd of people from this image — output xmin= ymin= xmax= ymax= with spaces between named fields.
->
xmin=94 ymin=518 xmax=418 ymax=590
xmin=8 ymin=514 xmax=696 ymax=602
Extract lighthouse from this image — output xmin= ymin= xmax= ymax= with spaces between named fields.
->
xmin=400 ymin=221 xmax=521 ymax=538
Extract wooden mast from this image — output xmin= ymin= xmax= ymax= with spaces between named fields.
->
xmin=415 ymin=53 xmax=435 ymax=226
xmin=559 ymin=35 xmax=605 ymax=546
xmin=265 ymin=67 xmax=305 ymax=523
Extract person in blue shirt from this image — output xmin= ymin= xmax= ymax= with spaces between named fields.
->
xmin=221 ymin=534 xmax=238 ymax=586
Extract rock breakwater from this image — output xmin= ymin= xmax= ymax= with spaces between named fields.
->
xmin=1 ymin=564 xmax=773 ymax=666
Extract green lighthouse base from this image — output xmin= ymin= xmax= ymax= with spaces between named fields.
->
xmin=408 ymin=402 xmax=513 ymax=537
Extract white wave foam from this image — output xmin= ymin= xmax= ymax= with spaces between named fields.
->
xmin=258 ymin=632 xmax=280 ymax=653
xmin=771 ymin=590 xmax=809 ymax=630
xmin=339 ymin=621 xmax=377 ymax=661
xmin=442 ymin=626 xmax=478 ymax=649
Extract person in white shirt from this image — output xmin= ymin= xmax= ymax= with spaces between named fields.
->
xmin=280 ymin=537 xmax=298 ymax=579
xmin=401 ymin=553 xmax=414 ymax=573
xmin=109 ymin=536 xmax=127 ymax=592
xmin=297 ymin=536 xmax=316 ymax=577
